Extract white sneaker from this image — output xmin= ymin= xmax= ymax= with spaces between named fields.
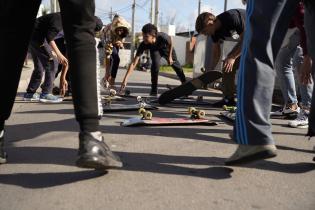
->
xmin=288 ymin=109 xmax=309 ymax=128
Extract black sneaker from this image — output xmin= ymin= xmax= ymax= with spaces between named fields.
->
xmin=0 ymin=131 xmax=8 ymax=164
xmin=212 ymin=97 xmax=236 ymax=108
xmin=76 ymin=131 xmax=123 ymax=170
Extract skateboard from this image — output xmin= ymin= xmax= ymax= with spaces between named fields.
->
xmin=193 ymin=35 xmax=211 ymax=78
xmin=102 ymin=89 xmax=127 ymax=106
xmin=121 ymin=107 xmax=217 ymax=127
xmin=103 ymin=96 xmax=158 ymax=112
xmin=158 ymin=70 xmax=222 ymax=105
xmin=149 ymin=96 xmax=211 ymax=106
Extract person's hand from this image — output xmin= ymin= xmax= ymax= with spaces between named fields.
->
xmin=59 ymin=78 xmax=68 ymax=97
xmin=223 ymin=57 xmax=235 ymax=73
xmin=300 ymin=55 xmax=313 ymax=85
xmin=115 ymin=41 xmax=123 ymax=48
xmin=57 ymin=54 xmax=68 ymax=66
xmin=119 ymin=81 xmax=127 ymax=94
xmin=168 ymin=56 xmax=174 ymax=65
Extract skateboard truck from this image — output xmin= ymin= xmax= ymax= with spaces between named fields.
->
xmin=139 ymin=108 xmax=153 ymax=120
xmin=223 ymin=105 xmax=237 ymax=113
xmin=188 ymin=107 xmax=206 ymax=119
xmin=104 ymin=89 xmax=117 ymax=106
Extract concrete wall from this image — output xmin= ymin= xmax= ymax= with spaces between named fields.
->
xmin=173 ymin=36 xmax=189 ymax=65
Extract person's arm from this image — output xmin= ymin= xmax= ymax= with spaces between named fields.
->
xmin=300 ymin=55 xmax=313 ymax=85
xmin=59 ymin=62 xmax=69 ymax=97
xmin=120 ymin=56 xmax=140 ymax=92
xmin=168 ymin=36 xmax=174 ymax=65
xmin=190 ymin=36 xmax=197 ymax=52
xmin=49 ymin=40 xmax=68 ymax=66
xmin=210 ymin=42 xmax=221 ymax=70
xmin=223 ymin=32 xmax=244 ymax=72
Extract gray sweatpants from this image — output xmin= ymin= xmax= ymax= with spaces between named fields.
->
xmin=305 ymin=3 xmax=315 ymax=137
xmin=233 ymin=0 xmax=300 ymax=145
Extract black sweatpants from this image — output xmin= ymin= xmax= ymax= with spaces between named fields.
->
xmin=0 ymin=0 xmax=102 ymax=132
xmin=150 ymin=49 xmax=187 ymax=92
xmin=110 ymin=46 xmax=120 ymax=79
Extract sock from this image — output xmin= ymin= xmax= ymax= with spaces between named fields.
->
xmin=0 ymin=130 xmax=3 ymax=138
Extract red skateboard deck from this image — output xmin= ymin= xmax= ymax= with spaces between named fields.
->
xmin=121 ymin=117 xmax=217 ymax=127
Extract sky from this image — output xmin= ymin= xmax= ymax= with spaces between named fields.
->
xmin=42 ymin=0 xmax=245 ymax=32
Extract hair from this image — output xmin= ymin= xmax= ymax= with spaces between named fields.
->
xmin=142 ymin=23 xmax=158 ymax=36
xmin=195 ymin=12 xmax=216 ymax=33
xmin=94 ymin=16 xmax=103 ymax=32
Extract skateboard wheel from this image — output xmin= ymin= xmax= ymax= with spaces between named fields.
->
xmin=109 ymin=89 xmax=117 ymax=96
xmin=125 ymin=90 xmax=131 ymax=96
xmin=188 ymin=107 xmax=196 ymax=114
xmin=197 ymin=110 xmax=206 ymax=118
xmin=223 ymin=105 xmax=228 ymax=111
xmin=201 ymin=67 xmax=206 ymax=73
xmin=197 ymin=96 xmax=203 ymax=101
xmin=139 ymin=108 xmax=146 ymax=115
xmin=144 ymin=111 xmax=153 ymax=120
xmin=137 ymin=96 xmax=142 ymax=102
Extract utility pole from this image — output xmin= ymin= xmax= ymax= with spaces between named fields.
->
xmin=198 ymin=0 xmax=201 ymax=15
xmin=150 ymin=0 xmax=154 ymax=24
xmin=224 ymin=0 xmax=228 ymax=12
xmin=110 ymin=7 xmax=113 ymax=21
xmin=154 ymin=0 xmax=159 ymax=27
xmin=130 ymin=0 xmax=136 ymax=62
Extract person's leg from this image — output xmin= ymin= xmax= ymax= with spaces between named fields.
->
xmin=0 ymin=0 xmax=41 ymax=163
xmin=288 ymin=46 xmax=312 ymax=128
xmin=150 ymin=50 xmax=161 ymax=94
xmin=274 ymin=45 xmax=299 ymax=114
xmin=226 ymin=0 xmax=299 ymax=165
xmin=26 ymin=44 xmax=45 ymax=95
xmin=59 ymin=0 xmax=122 ymax=169
xmin=168 ymin=50 xmax=186 ymax=84
xmin=109 ymin=46 xmax=120 ymax=85
xmin=222 ymin=59 xmax=238 ymax=99
xmin=213 ymin=58 xmax=240 ymax=107
xmin=304 ymin=1 xmax=315 ymax=138
xmin=39 ymin=43 xmax=58 ymax=94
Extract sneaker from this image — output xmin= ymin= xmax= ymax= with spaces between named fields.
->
xmin=39 ymin=93 xmax=63 ymax=103
xmin=212 ymin=97 xmax=236 ymax=108
xmin=283 ymin=104 xmax=300 ymax=115
xmin=288 ymin=109 xmax=309 ymax=128
xmin=225 ymin=144 xmax=277 ymax=166
xmin=270 ymin=108 xmax=284 ymax=116
xmin=76 ymin=131 xmax=123 ymax=169
xmin=23 ymin=92 xmax=40 ymax=101
xmin=0 ymin=130 xmax=7 ymax=164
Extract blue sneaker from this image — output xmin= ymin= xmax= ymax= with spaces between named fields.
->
xmin=23 ymin=92 xmax=40 ymax=101
xmin=39 ymin=93 xmax=63 ymax=103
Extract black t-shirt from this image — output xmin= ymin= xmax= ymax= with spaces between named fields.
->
xmin=211 ymin=9 xmax=245 ymax=43
xmin=32 ymin=13 xmax=63 ymax=44
xmin=136 ymin=32 xmax=171 ymax=56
